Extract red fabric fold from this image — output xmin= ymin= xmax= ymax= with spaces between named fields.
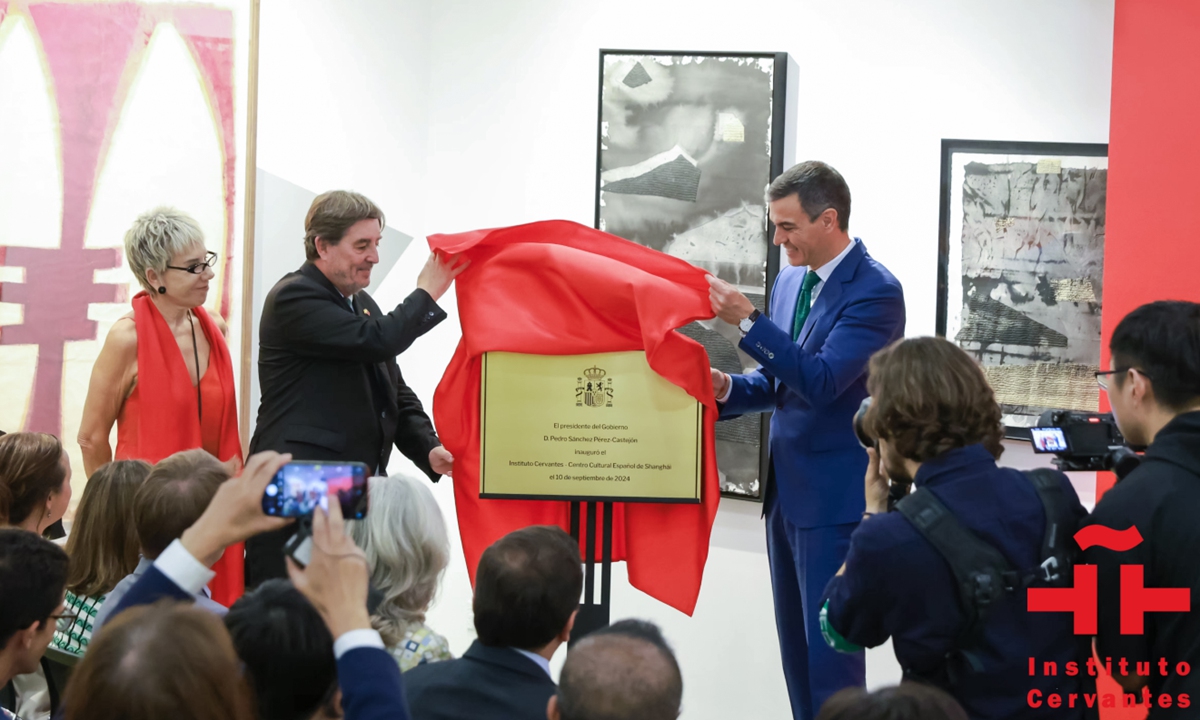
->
xmin=429 ymin=220 xmax=720 ymax=615
xmin=126 ymin=291 xmax=244 ymax=603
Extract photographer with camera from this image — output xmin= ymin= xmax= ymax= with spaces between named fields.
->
xmin=1081 ymin=301 xmax=1200 ymax=713
xmin=818 ymin=337 xmax=1089 ymax=719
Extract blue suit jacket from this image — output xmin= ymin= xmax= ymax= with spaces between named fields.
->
xmin=104 ymin=564 xmax=410 ymax=720
xmin=722 ymin=240 xmax=905 ymax=527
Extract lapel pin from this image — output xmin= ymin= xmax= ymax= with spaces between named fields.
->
xmin=364 ymin=308 xmax=371 ymax=316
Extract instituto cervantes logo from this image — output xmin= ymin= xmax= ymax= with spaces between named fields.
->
xmin=1025 ymin=524 xmax=1192 ymax=711
xmin=576 ymin=366 xmax=613 ymax=408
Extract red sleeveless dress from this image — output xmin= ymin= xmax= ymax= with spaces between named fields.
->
xmin=115 ymin=292 xmax=244 ymax=605
xmin=116 ymin=364 xmax=225 ymax=460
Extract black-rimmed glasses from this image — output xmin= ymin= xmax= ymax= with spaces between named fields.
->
xmin=50 ymin=610 xmax=78 ymax=623
xmin=1096 ymin=367 xmax=1152 ymax=391
xmin=167 ymin=251 xmax=218 ymax=275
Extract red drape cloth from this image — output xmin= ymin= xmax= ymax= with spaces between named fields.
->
xmin=429 ymin=220 xmax=720 ymax=615
xmin=120 ymin=291 xmax=244 ymax=604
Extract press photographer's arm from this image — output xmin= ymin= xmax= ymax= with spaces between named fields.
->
xmin=861 ymin=443 xmax=919 ymax=519
xmin=833 ymin=444 xmax=911 ymax=581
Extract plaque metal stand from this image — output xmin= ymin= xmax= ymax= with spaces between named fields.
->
xmin=569 ymin=500 xmax=614 ymax=644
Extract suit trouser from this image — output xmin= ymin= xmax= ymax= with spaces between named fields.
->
xmin=765 ymin=489 xmax=865 ymax=720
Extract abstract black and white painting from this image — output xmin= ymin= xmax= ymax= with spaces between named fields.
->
xmin=595 ymin=50 xmax=788 ymax=499
xmin=937 ymin=140 xmax=1108 ymax=433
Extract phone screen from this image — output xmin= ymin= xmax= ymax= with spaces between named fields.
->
xmin=262 ymin=461 xmax=369 ymax=519
xmin=1030 ymin=427 xmax=1069 ymax=454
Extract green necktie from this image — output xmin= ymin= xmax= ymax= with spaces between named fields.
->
xmin=791 ymin=271 xmax=822 ymax=341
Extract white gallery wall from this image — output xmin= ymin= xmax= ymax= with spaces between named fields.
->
xmin=255 ymin=1 xmax=1114 ymax=717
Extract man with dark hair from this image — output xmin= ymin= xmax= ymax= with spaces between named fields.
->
xmin=94 ymin=449 xmax=229 ymax=628
xmin=706 ymin=160 xmax=905 ymax=719
xmin=0 ymin=529 xmax=69 ymax=716
xmin=819 ymin=337 xmax=1088 ymax=719
xmin=404 ymin=525 xmax=583 ymax=720
xmin=549 ymin=619 xmax=681 ymax=720
xmin=248 ymin=189 xmax=467 ymax=586
xmin=816 ymin=684 xmax=967 ymax=720
xmin=1082 ymin=300 xmax=1200 ymax=715
xmin=225 ymin=580 xmax=340 ymax=720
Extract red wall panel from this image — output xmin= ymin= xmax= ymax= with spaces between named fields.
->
xmin=1104 ymin=0 xmax=1200 ymax=378
xmin=1096 ymin=4 xmax=1200 ymax=717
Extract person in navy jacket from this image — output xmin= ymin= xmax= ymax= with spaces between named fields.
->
xmin=708 ymin=161 xmax=905 ymax=720
xmin=820 ymin=338 xmax=1088 ymax=720
xmin=97 ymin=452 xmax=410 ymax=720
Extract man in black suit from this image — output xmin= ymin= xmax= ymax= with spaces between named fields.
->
xmin=405 ymin=526 xmax=583 ymax=720
xmin=247 ymin=190 xmax=465 ymax=585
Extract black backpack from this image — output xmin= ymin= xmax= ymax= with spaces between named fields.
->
xmin=894 ymin=468 xmax=1076 ymax=686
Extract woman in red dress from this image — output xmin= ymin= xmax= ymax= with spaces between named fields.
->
xmin=78 ymin=207 xmax=243 ymax=603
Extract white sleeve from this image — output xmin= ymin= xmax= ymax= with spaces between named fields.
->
xmin=716 ymin=373 xmax=733 ymax=403
xmin=333 ymin=628 xmax=387 ymax=659
xmin=153 ymin=539 xmax=216 ymax=595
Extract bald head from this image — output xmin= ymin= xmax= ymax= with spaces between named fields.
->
xmin=551 ymin=620 xmax=681 ymax=720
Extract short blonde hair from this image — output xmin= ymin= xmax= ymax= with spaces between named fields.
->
xmin=348 ymin=474 xmax=449 ymax=647
xmin=124 ymin=207 xmax=206 ymax=292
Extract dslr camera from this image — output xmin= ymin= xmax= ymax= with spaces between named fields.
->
xmin=1028 ymin=410 xmax=1141 ymax=478
xmin=852 ymin=397 xmax=911 ymax=509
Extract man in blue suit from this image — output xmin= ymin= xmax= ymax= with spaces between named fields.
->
xmin=708 ymin=160 xmax=905 ymax=720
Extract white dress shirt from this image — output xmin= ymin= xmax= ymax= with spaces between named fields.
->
xmin=803 ymin=237 xmax=858 ymax=307
xmin=513 ymin=647 xmax=553 ymax=677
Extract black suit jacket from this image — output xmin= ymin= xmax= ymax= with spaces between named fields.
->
xmin=250 ymin=262 xmax=445 ymax=475
xmin=404 ymin=641 xmax=557 ymax=720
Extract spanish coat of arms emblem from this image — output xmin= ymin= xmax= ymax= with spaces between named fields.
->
xmin=576 ymin=366 xmax=613 ymax=408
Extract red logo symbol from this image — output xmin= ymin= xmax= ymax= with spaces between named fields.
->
xmin=1028 ymin=525 xmax=1190 ymax=634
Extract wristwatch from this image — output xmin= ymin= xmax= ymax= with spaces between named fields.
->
xmin=738 ymin=309 xmax=762 ymax=336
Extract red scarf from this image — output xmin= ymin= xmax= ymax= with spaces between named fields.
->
xmin=429 ymin=220 xmax=719 ymax=615
xmin=131 ymin=291 xmax=243 ymax=602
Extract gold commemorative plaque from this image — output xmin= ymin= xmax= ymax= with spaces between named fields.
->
xmin=480 ymin=351 xmax=702 ymax=502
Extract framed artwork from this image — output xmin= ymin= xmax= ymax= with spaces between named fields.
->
xmin=0 ymin=0 xmax=259 ymax=488
xmin=936 ymin=139 xmax=1108 ymax=436
xmin=594 ymin=49 xmax=788 ymax=500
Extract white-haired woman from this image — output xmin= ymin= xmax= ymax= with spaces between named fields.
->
xmin=350 ymin=473 xmax=453 ymax=671
xmin=78 ymin=207 xmax=244 ymax=602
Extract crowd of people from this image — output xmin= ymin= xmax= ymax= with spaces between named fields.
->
xmin=1 ymin=160 xmax=1198 ymax=720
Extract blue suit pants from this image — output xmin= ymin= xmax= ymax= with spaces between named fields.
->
xmin=765 ymin=487 xmax=865 ymax=719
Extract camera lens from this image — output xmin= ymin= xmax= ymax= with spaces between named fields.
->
xmin=853 ymin=397 xmax=875 ymax=449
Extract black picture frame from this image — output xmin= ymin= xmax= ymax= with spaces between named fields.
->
xmin=936 ymin=139 xmax=1109 ymax=439
xmin=594 ymin=49 xmax=788 ymax=501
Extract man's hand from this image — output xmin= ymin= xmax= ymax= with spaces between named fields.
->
xmin=416 ymin=252 xmax=470 ymax=302
xmin=429 ymin=446 xmax=454 ymax=477
xmin=181 ymin=451 xmax=294 ymax=567
xmin=288 ymin=491 xmax=372 ymax=640
xmin=707 ymin=275 xmax=756 ymax=324
xmin=864 ymin=447 xmax=890 ymax=515
xmin=711 ymin=368 xmax=731 ymax=400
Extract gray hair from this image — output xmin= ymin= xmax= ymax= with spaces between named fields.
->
xmin=348 ymin=473 xmax=450 ymax=647
xmin=124 ymin=207 xmax=206 ymax=292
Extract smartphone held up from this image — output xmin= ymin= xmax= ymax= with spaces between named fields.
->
xmin=261 ymin=461 xmax=369 ymax=519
